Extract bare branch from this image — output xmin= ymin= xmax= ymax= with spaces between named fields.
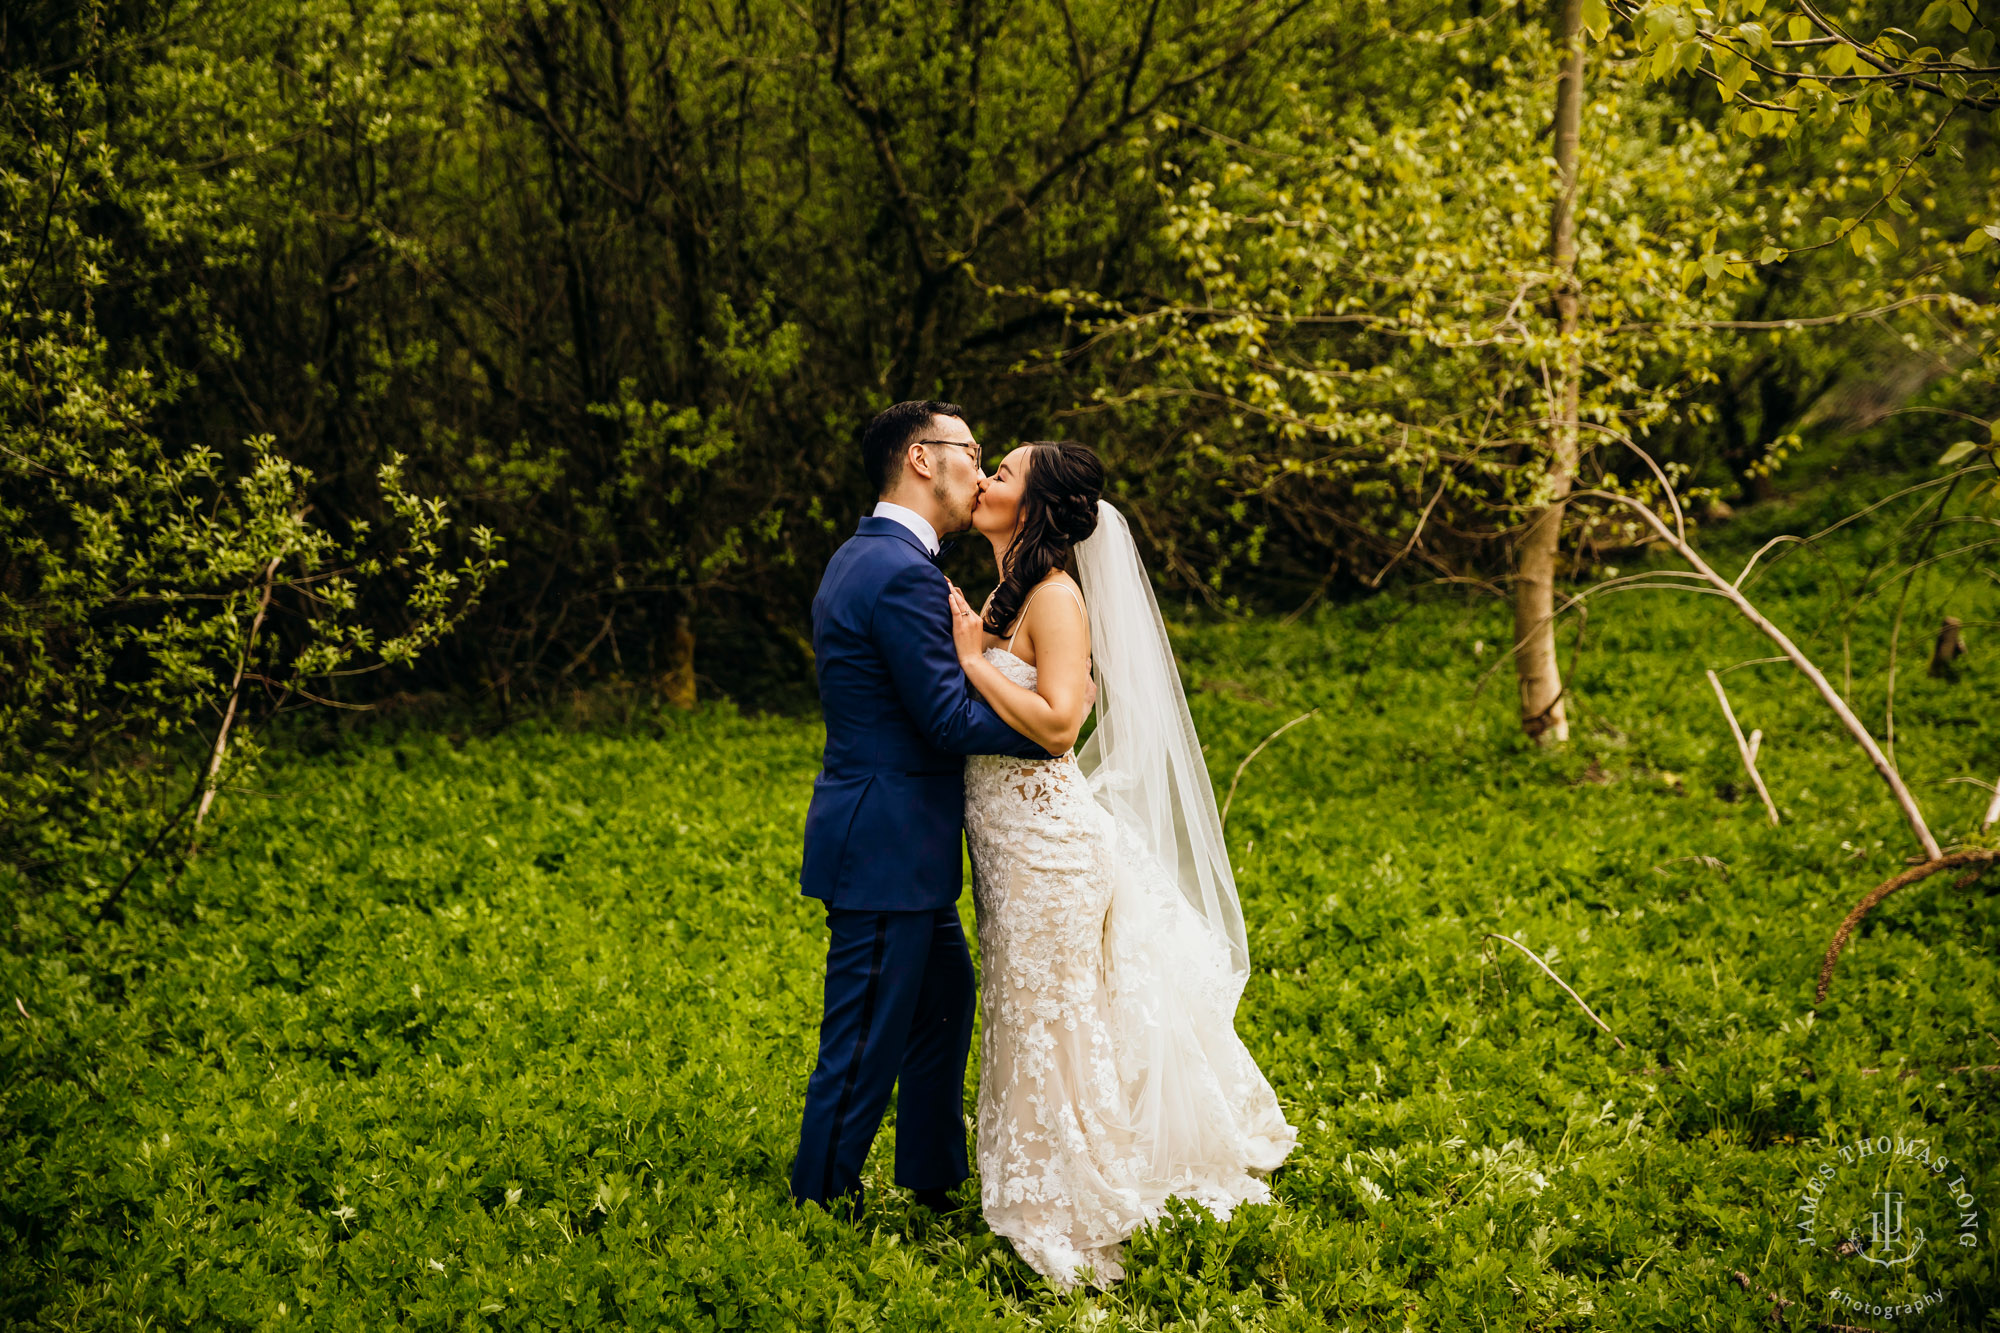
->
xmin=1817 ymin=850 xmax=2000 ymax=1003
xmin=966 ymin=0 xmax=1312 ymax=257
xmin=193 ymin=549 xmax=286 ymax=837
xmin=1482 ymin=933 xmax=1628 ymax=1050
xmin=1707 ymin=670 xmax=1780 ymax=826
xmin=1364 ymin=472 xmax=1448 ymax=589
xmin=1220 ymin=708 xmax=1321 ymax=827
xmin=1573 ymin=482 xmax=1942 ymax=861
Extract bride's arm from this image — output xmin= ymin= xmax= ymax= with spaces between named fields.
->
xmin=947 ymin=585 xmax=1092 ymax=753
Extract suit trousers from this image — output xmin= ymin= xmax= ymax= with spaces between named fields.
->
xmin=790 ymin=905 xmax=976 ymax=1206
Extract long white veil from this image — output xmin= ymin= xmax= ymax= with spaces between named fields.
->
xmin=1073 ymin=501 xmax=1249 ymax=979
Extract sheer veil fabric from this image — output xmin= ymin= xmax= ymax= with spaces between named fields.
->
xmin=966 ymin=501 xmax=1295 ymax=1291
xmin=1074 ymin=499 xmax=1295 ymax=1217
xmin=1073 ymin=501 xmax=1249 ymax=978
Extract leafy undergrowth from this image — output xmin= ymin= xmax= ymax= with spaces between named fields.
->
xmin=4 ymin=496 xmax=1999 ymax=1330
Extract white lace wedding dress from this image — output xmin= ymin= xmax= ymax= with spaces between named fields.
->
xmin=965 ymin=635 xmax=1295 ymax=1289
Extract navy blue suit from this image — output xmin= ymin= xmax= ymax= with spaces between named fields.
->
xmin=791 ymin=515 xmax=1047 ymax=1207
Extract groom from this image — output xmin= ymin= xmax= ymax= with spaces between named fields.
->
xmin=790 ymin=401 xmax=1054 ymax=1214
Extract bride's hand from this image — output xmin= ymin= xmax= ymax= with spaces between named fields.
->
xmin=947 ymin=585 xmax=986 ymax=663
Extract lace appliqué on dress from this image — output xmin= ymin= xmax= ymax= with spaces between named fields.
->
xmin=966 ymin=647 xmax=1295 ymax=1290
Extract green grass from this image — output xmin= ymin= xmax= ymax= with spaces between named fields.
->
xmin=4 ymin=479 xmax=1999 ymax=1331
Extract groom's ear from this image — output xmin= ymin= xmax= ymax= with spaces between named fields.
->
xmin=905 ymin=441 xmax=937 ymax=483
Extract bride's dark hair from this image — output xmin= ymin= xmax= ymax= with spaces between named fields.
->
xmin=982 ymin=441 xmax=1105 ymax=636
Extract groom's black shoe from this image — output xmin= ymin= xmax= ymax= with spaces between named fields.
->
xmin=909 ymin=1187 xmax=957 ymax=1213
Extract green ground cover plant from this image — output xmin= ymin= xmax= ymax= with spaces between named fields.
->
xmin=3 ymin=481 xmax=1997 ymax=1330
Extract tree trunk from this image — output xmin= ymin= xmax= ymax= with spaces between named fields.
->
xmin=1514 ymin=0 xmax=1586 ymax=745
xmin=661 ymin=612 xmax=697 ymax=709
xmin=195 ymin=549 xmax=285 ymax=838
xmin=1929 ymin=616 xmax=1965 ymax=679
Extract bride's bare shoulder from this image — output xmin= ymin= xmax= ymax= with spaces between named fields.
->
xmin=1035 ymin=571 xmax=1086 ymax=615
xmin=1022 ymin=574 xmax=1088 ymax=654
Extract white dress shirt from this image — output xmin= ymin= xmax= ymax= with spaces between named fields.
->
xmin=871 ymin=501 xmax=941 ymax=556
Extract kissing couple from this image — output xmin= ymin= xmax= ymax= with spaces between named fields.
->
xmin=791 ymin=400 xmax=1295 ymax=1289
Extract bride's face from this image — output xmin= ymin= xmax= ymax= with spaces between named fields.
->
xmin=973 ymin=445 xmax=1033 ymax=540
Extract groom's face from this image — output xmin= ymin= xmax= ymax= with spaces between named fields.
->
xmin=919 ymin=415 xmax=985 ymax=535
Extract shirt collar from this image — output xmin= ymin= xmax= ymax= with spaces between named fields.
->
xmin=870 ymin=500 xmax=941 ymax=557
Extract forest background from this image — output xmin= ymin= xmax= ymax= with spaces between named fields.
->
xmin=6 ymin=1 xmax=2000 ymax=1327
xmin=4 ymin=0 xmax=2000 ymax=952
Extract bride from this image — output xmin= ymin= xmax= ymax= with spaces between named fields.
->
xmin=944 ymin=440 xmax=1295 ymax=1289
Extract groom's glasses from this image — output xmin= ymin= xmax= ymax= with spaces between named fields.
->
xmin=918 ymin=439 xmax=984 ymax=470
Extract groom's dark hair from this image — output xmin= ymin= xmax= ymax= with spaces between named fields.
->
xmin=862 ymin=400 xmax=966 ymax=496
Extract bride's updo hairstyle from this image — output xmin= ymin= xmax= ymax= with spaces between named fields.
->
xmin=981 ymin=440 xmax=1105 ymax=637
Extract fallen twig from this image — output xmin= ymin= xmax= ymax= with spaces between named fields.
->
xmin=1817 ymin=849 xmax=2000 ymax=1003
xmin=1575 ymin=484 xmax=1943 ymax=861
xmin=1944 ymin=774 xmax=2000 ymax=833
xmin=1220 ymin=708 xmax=1320 ymax=827
xmin=1706 ymin=670 xmax=1779 ymax=826
xmin=1481 ymin=933 xmax=1628 ymax=1050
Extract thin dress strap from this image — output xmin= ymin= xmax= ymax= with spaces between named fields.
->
xmin=1005 ymin=579 xmax=1085 ymax=653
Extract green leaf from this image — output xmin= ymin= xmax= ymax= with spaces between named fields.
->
xmin=1788 ymin=15 xmax=1814 ymax=40
xmin=1581 ymin=0 xmax=1611 ymax=39
xmin=1874 ymin=217 xmax=1898 ymax=247
xmin=1968 ymin=225 xmax=1995 ymax=252
xmin=1758 ymin=245 xmax=1786 ymax=263
xmin=1938 ymin=440 xmax=1979 ymax=466
xmin=1721 ymin=53 xmax=1751 ymax=99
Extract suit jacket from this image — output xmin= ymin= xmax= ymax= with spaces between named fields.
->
xmin=800 ymin=515 xmax=1049 ymax=911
